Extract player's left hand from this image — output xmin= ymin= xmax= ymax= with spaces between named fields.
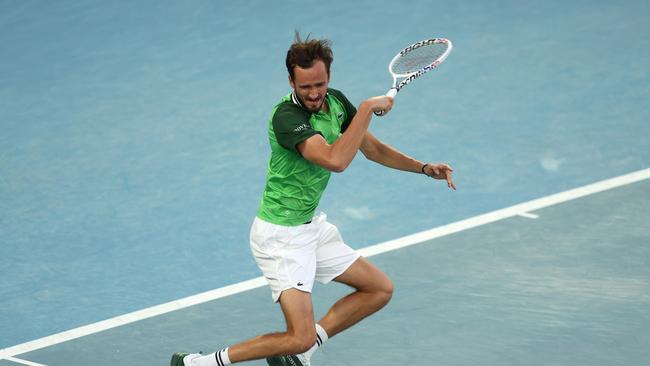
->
xmin=424 ymin=163 xmax=456 ymax=190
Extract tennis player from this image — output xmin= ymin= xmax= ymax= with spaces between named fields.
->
xmin=172 ymin=33 xmax=455 ymax=366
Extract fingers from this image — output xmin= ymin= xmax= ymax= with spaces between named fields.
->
xmin=438 ymin=164 xmax=456 ymax=190
xmin=425 ymin=163 xmax=457 ymax=190
xmin=370 ymin=95 xmax=394 ymax=116
xmin=377 ymin=104 xmax=393 ymax=116
xmin=377 ymin=105 xmax=392 ymax=116
xmin=439 ymin=163 xmax=453 ymax=172
xmin=446 ymin=171 xmax=457 ymax=190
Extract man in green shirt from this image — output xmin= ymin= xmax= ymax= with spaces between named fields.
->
xmin=172 ymin=34 xmax=455 ymax=366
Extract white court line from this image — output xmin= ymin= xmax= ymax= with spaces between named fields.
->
xmin=1 ymin=167 xmax=649 ymax=360
xmin=3 ymin=356 xmax=47 ymax=366
xmin=358 ymin=168 xmax=649 ymax=257
xmin=516 ymin=212 xmax=539 ymax=219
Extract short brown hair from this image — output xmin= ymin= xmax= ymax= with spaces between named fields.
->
xmin=285 ymin=32 xmax=333 ymax=80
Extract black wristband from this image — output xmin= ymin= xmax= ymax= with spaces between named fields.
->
xmin=421 ymin=163 xmax=429 ymax=174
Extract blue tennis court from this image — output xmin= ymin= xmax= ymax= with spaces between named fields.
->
xmin=1 ymin=1 xmax=649 ymax=365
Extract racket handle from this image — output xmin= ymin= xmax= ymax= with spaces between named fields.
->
xmin=374 ymin=88 xmax=397 ymax=116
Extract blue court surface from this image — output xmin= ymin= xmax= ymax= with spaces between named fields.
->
xmin=1 ymin=0 xmax=649 ymax=365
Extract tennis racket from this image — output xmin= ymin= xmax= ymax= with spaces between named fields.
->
xmin=375 ymin=38 xmax=453 ymax=116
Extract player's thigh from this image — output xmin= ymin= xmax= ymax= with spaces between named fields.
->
xmin=250 ymin=217 xmax=319 ymax=302
xmin=279 ymin=288 xmax=317 ymax=339
xmin=333 ymin=256 xmax=393 ymax=294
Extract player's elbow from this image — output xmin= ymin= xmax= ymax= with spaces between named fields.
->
xmin=360 ymin=147 xmax=377 ymax=162
xmin=307 ymin=155 xmax=348 ymax=173
xmin=328 ymin=160 xmax=349 ymax=173
xmin=359 ymin=138 xmax=383 ymax=163
xmin=320 ymin=153 xmax=352 ymax=173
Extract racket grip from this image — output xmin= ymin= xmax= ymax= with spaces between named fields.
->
xmin=374 ymin=88 xmax=398 ymax=116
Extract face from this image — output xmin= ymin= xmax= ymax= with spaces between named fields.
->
xmin=289 ymin=60 xmax=330 ymax=113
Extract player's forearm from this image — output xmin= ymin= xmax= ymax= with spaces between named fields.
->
xmin=327 ymin=102 xmax=374 ymax=172
xmin=366 ymin=140 xmax=424 ymax=174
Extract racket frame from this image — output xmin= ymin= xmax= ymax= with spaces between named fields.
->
xmin=386 ymin=37 xmax=453 ymax=97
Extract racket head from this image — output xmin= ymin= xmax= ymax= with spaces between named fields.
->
xmin=388 ymin=38 xmax=453 ymax=78
xmin=375 ymin=38 xmax=452 ymax=116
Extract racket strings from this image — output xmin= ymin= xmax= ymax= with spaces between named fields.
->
xmin=391 ymin=44 xmax=448 ymax=75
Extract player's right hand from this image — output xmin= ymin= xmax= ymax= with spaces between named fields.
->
xmin=367 ymin=95 xmax=394 ymax=116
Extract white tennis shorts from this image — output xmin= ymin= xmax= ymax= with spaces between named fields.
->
xmin=250 ymin=212 xmax=360 ymax=302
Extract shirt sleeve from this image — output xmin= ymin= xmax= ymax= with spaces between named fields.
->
xmin=272 ymin=103 xmax=320 ymax=153
xmin=329 ymin=89 xmax=357 ymax=133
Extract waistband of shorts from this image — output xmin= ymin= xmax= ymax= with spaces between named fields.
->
xmin=255 ymin=212 xmax=326 ymax=227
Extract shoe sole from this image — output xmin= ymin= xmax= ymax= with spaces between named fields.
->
xmin=266 ymin=355 xmax=304 ymax=366
xmin=171 ymin=352 xmax=188 ymax=366
xmin=266 ymin=356 xmax=283 ymax=366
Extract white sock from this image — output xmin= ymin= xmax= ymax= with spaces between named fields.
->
xmin=303 ymin=323 xmax=329 ymax=360
xmin=188 ymin=348 xmax=231 ymax=366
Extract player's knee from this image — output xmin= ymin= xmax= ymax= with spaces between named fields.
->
xmin=296 ymin=337 xmax=316 ymax=354
xmin=366 ymin=275 xmax=393 ymax=309
xmin=285 ymin=332 xmax=316 ymax=354
xmin=377 ymin=278 xmax=394 ymax=307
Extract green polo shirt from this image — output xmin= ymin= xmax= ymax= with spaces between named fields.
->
xmin=257 ymin=88 xmax=357 ymax=226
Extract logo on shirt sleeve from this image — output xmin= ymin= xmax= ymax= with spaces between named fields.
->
xmin=293 ymin=123 xmax=310 ymax=133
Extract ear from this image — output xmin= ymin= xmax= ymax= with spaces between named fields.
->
xmin=288 ymin=75 xmax=295 ymax=89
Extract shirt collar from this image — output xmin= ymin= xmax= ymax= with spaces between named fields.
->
xmin=291 ymin=91 xmax=303 ymax=107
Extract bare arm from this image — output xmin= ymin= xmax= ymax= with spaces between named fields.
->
xmin=360 ymin=131 xmax=457 ymax=190
xmin=297 ymin=96 xmax=393 ymax=172
xmin=360 ymin=131 xmax=423 ymax=173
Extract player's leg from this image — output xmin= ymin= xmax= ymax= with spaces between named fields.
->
xmin=289 ymin=215 xmax=392 ymax=363
xmin=172 ymin=217 xmax=321 ymax=366
xmin=310 ymin=215 xmax=393 ymax=338
xmin=173 ymin=289 xmax=316 ymax=366
xmin=228 ymin=288 xmax=317 ymax=361
xmin=284 ymin=257 xmax=393 ymax=365
xmin=318 ymin=256 xmax=393 ymax=337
